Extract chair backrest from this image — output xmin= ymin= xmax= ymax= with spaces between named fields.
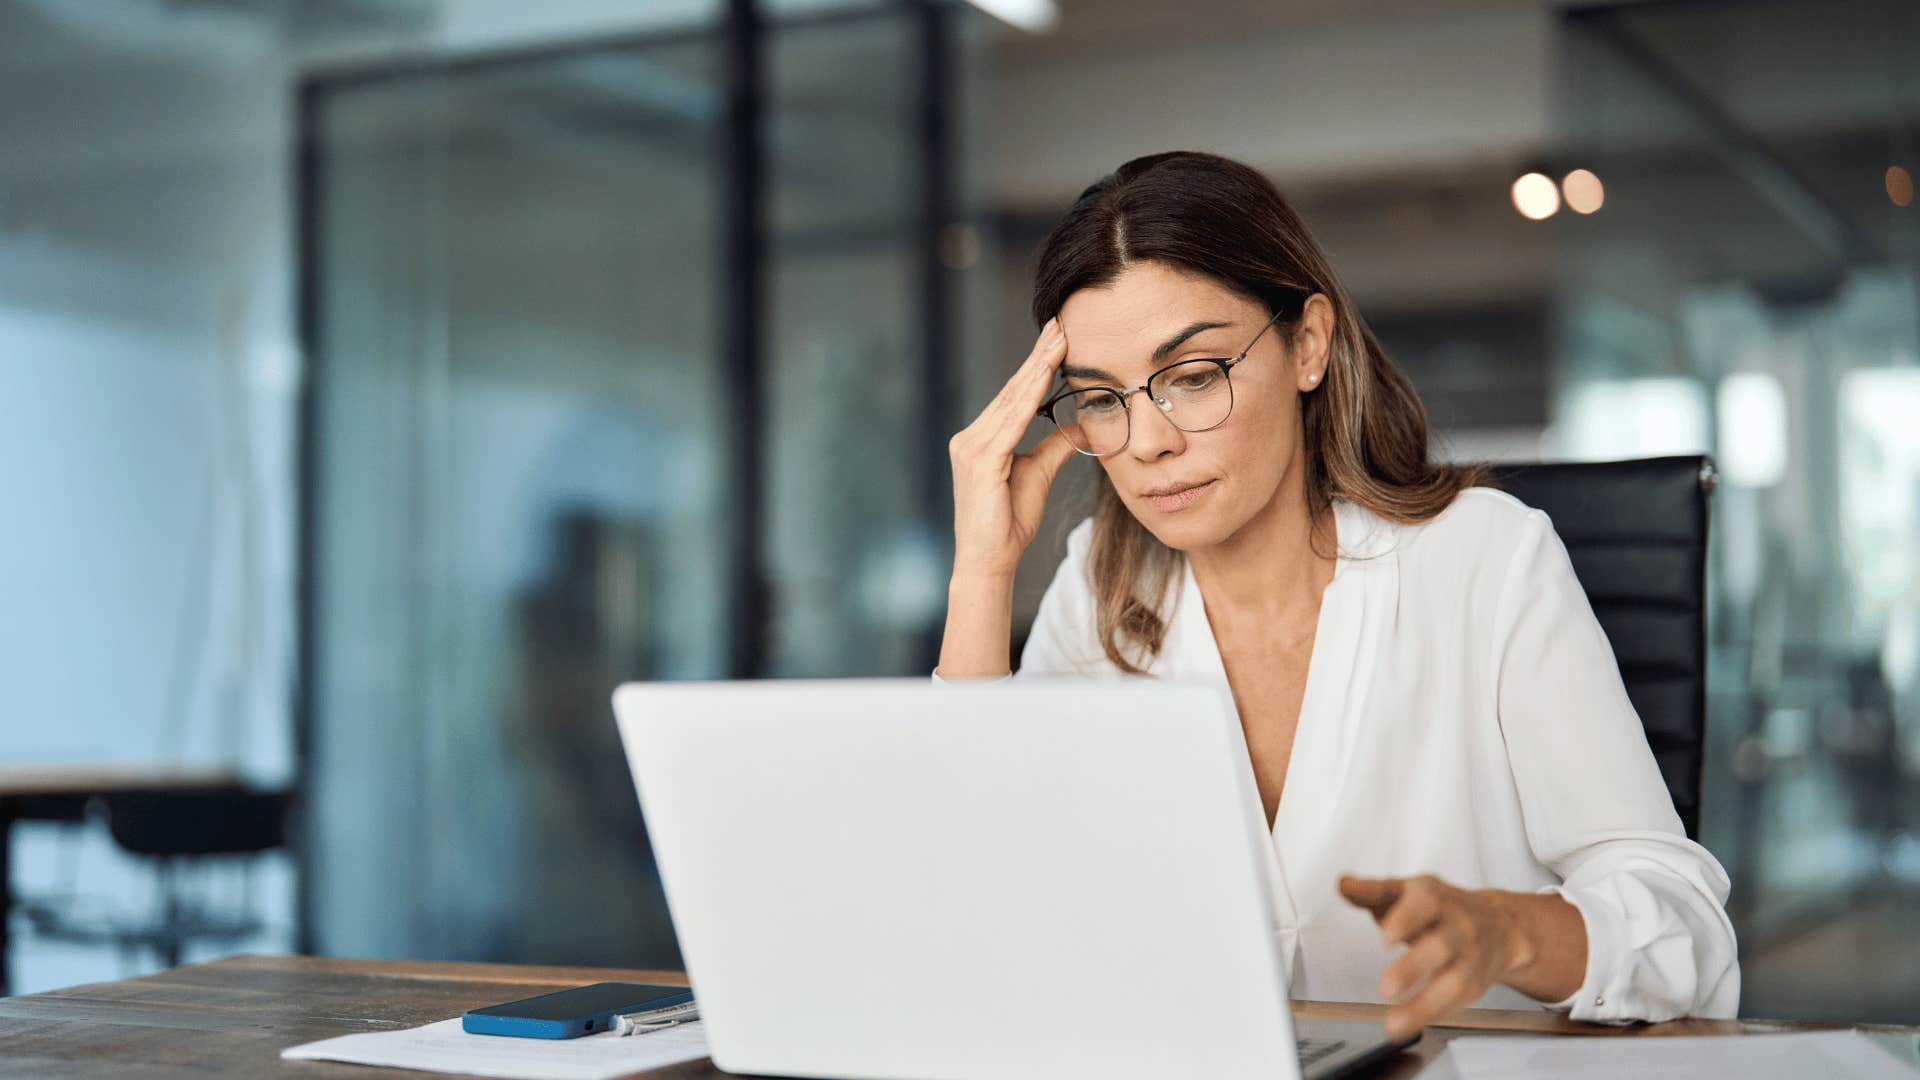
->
xmin=1488 ymin=455 xmax=1715 ymax=839
xmin=102 ymin=787 xmax=294 ymax=858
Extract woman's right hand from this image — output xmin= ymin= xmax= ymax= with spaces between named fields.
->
xmin=947 ymin=316 xmax=1081 ymax=582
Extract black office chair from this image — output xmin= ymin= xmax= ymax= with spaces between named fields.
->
xmin=22 ymin=786 xmax=293 ymax=970
xmin=1490 ymin=455 xmax=1716 ymax=840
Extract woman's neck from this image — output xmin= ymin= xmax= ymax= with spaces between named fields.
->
xmin=1185 ymin=461 xmax=1338 ymax=631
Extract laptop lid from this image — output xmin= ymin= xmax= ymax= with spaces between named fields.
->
xmin=613 ymin=677 xmax=1305 ymax=1080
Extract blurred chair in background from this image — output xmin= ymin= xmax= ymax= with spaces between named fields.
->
xmin=20 ymin=787 xmax=293 ymax=972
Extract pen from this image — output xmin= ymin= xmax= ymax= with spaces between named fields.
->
xmin=612 ymin=1005 xmax=699 ymax=1037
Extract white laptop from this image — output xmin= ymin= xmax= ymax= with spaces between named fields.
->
xmin=612 ymin=678 xmax=1411 ymax=1080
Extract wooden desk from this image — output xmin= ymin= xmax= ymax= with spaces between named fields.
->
xmin=2 ymin=955 xmax=1916 ymax=1078
xmin=0 ymin=763 xmax=246 ymax=995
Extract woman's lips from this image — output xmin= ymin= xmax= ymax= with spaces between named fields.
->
xmin=1144 ymin=479 xmax=1217 ymax=513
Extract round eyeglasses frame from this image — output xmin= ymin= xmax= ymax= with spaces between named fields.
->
xmin=1036 ymin=294 xmax=1308 ymax=458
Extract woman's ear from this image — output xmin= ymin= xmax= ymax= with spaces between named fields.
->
xmin=1295 ymin=293 xmax=1334 ymax=391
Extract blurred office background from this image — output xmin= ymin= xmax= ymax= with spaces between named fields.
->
xmin=1 ymin=0 xmax=1915 ymax=1023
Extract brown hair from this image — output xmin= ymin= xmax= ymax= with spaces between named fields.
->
xmin=1031 ymin=150 xmax=1491 ymax=673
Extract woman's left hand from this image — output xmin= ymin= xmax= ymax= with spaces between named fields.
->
xmin=1337 ymin=873 xmax=1530 ymax=1042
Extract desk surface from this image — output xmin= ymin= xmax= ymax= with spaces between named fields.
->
xmin=1 ymin=955 xmax=1914 ymax=1079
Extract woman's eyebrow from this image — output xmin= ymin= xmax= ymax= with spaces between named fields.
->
xmin=1151 ymin=319 xmax=1236 ymax=362
xmin=1059 ymin=319 xmax=1238 ymax=384
xmin=1061 ymin=363 xmax=1119 ymax=382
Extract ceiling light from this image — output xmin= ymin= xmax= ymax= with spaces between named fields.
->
xmin=1511 ymin=172 xmax=1560 ymax=221
xmin=961 ymin=0 xmax=1058 ymax=32
xmin=1888 ymin=165 xmax=1914 ymax=208
xmin=1562 ymin=168 xmax=1604 ymax=214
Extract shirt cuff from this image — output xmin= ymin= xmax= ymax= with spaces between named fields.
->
xmin=1534 ymin=883 xmax=1638 ymax=1025
xmin=930 ymin=668 xmax=1012 ymax=683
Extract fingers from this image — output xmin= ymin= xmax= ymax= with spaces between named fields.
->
xmin=979 ymin=317 xmax=1061 ymax=414
xmin=1031 ymin=315 xmax=1065 ymax=369
xmin=1384 ymin=963 xmax=1478 ymax=1043
xmin=1007 ymin=427 xmax=1077 ymax=508
xmin=975 ymin=318 xmax=1069 ymax=452
xmin=1337 ymin=874 xmax=1401 ymax=917
xmin=983 ymin=322 xmax=1059 ymax=438
xmin=1380 ymin=925 xmax=1455 ymax=1001
xmin=1027 ymin=425 xmax=1081 ymax=478
xmin=1024 ymin=316 xmax=1065 ymax=379
xmin=1377 ymin=876 xmax=1444 ymax=946
xmin=1345 ymin=873 xmax=1504 ymax=1042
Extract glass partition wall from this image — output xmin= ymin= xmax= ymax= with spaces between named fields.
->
xmin=1553 ymin=0 xmax=1920 ymax=1022
xmin=302 ymin=4 xmax=971 ymax=967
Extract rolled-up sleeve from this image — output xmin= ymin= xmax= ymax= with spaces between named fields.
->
xmin=1490 ymin=507 xmax=1740 ymax=1023
xmin=931 ymin=518 xmax=1100 ymax=683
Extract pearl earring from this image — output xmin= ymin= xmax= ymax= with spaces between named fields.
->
xmin=1307 ymin=373 xmax=1319 ymax=383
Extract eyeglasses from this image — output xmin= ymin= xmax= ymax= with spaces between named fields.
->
xmin=1036 ymin=296 xmax=1304 ymax=458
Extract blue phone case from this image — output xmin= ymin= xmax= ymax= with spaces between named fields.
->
xmin=462 ymin=983 xmax=694 ymax=1039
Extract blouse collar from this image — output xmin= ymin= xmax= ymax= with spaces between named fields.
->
xmin=1165 ymin=495 xmax=1390 ymax=677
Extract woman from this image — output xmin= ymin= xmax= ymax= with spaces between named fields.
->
xmin=934 ymin=151 xmax=1738 ymax=1041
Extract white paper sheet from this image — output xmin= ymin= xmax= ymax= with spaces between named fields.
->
xmin=280 ymin=1017 xmax=711 ymax=1080
xmin=1440 ymin=1030 xmax=1919 ymax=1080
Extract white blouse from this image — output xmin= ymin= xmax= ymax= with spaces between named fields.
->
xmin=934 ymin=487 xmax=1740 ymax=1022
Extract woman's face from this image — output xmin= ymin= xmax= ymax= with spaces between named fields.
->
xmin=1054 ymin=261 xmax=1331 ymax=552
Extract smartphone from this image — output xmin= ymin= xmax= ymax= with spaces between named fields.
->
xmin=461 ymin=982 xmax=695 ymax=1039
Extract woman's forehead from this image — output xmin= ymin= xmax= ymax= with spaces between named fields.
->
xmin=1059 ymin=306 xmax=1255 ymax=381
xmin=1058 ymin=265 xmax=1258 ymax=340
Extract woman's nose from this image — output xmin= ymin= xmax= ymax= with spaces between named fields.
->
xmin=1126 ymin=390 xmax=1186 ymax=460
